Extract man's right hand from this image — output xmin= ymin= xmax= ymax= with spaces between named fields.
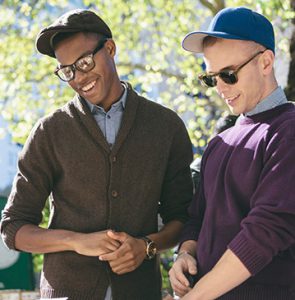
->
xmin=14 ymin=225 xmax=121 ymax=256
xmin=71 ymin=230 xmax=121 ymax=257
xmin=169 ymin=252 xmax=198 ymax=298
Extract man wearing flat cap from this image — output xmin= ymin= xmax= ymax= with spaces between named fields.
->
xmin=0 ymin=9 xmax=193 ymax=300
xmin=169 ymin=6 xmax=295 ymax=300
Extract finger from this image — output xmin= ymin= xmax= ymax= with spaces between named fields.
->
xmin=100 ymin=241 xmax=131 ymax=261
xmin=108 ymin=239 xmax=122 ymax=249
xmin=106 ymin=249 xmax=133 ymax=267
xmin=101 ymin=237 xmax=121 ymax=250
xmin=171 ymin=275 xmax=191 ymax=298
xmin=108 ymin=244 xmax=142 ymax=269
xmin=107 ymin=230 xmax=128 ymax=243
xmin=188 ymin=266 xmax=197 ymax=275
xmin=102 ymin=236 xmax=138 ymax=260
xmin=171 ymin=266 xmax=190 ymax=287
xmin=187 ymin=261 xmax=198 ymax=275
xmin=178 ymin=272 xmax=190 ymax=287
xmin=169 ymin=268 xmax=190 ymax=291
xmin=110 ymin=255 xmax=132 ymax=270
xmin=99 ymin=251 xmax=118 ymax=261
xmin=104 ymin=243 xmax=120 ymax=252
xmin=174 ymin=259 xmax=197 ymax=286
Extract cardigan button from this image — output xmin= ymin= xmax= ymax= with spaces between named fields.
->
xmin=111 ymin=190 xmax=118 ymax=198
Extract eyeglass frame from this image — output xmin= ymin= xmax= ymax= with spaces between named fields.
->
xmin=54 ymin=37 xmax=109 ymax=82
xmin=198 ymin=50 xmax=266 ymax=87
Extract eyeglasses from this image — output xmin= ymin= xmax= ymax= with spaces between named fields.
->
xmin=198 ymin=50 xmax=265 ymax=87
xmin=54 ymin=38 xmax=108 ymax=82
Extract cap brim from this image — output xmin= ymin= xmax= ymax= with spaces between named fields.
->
xmin=182 ymin=31 xmax=246 ymax=53
xmin=182 ymin=32 xmax=209 ymax=53
xmin=36 ymin=28 xmax=81 ymax=58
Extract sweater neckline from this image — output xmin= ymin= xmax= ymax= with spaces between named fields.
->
xmin=238 ymin=103 xmax=293 ymax=125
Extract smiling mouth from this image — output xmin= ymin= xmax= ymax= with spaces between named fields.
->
xmin=81 ymin=80 xmax=96 ymax=93
xmin=225 ymin=94 xmax=239 ymax=105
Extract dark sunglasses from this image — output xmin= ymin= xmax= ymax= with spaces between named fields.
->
xmin=54 ymin=38 xmax=108 ymax=82
xmin=198 ymin=50 xmax=266 ymax=87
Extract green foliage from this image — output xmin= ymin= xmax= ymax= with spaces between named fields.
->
xmin=160 ymin=249 xmax=175 ymax=295
xmin=1 ymin=0 xmax=294 ymax=151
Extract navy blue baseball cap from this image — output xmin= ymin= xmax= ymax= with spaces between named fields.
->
xmin=182 ymin=7 xmax=275 ymax=54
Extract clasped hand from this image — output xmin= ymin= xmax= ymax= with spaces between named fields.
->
xmin=73 ymin=230 xmax=146 ymax=274
xmin=99 ymin=230 xmax=147 ymax=275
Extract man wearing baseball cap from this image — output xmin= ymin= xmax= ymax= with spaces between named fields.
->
xmin=0 ymin=9 xmax=193 ymax=300
xmin=169 ymin=6 xmax=295 ymax=299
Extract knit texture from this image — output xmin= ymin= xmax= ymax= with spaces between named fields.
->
xmin=181 ymin=103 xmax=295 ymax=298
xmin=1 ymin=83 xmax=193 ymax=299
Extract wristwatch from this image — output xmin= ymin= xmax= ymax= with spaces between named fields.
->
xmin=140 ymin=236 xmax=157 ymax=260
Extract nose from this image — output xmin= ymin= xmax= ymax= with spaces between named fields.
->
xmin=73 ymin=69 xmax=88 ymax=84
xmin=215 ymin=76 xmax=230 ymax=95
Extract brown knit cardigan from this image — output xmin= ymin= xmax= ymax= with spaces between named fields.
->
xmin=1 ymin=83 xmax=193 ymax=299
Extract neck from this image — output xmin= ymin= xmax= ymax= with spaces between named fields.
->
xmin=102 ymin=78 xmax=124 ymax=112
xmin=259 ymin=75 xmax=278 ymax=103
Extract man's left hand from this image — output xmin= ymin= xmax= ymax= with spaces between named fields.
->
xmin=99 ymin=230 xmax=146 ymax=274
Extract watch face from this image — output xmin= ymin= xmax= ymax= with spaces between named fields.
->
xmin=147 ymin=241 xmax=157 ymax=259
xmin=0 ymin=237 xmax=19 ymax=269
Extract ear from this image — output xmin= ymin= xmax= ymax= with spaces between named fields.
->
xmin=260 ymin=49 xmax=275 ymax=75
xmin=105 ymin=39 xmax=116 ymax=58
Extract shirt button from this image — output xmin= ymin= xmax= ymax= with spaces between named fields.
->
xmin=112 ymin=156 xmax=117 ymax=162
xmin=111 ymin=190 xmax=118 ymax=198
xmin=107 ymin=115 xmax=111 ymax=119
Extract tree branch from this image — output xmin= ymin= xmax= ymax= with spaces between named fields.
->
xmin=199 ymin=0 xmax=225 ymax=14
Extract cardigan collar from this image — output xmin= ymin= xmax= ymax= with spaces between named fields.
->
xmin=70 ymin=82 xmax=139 ymax=154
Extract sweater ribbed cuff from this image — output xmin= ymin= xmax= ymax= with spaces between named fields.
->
xmin=2 ymin=220 xmax=30 ymax=250
xmin=228 ymin=233 xmax=269 ymax=275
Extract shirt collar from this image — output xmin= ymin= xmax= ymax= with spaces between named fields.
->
xmin=85 ymin=83 xmax=127 ymax=114
xmin=245 ymin=86 xmax=288 ymax=116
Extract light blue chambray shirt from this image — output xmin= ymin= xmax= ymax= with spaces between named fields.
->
xmin=85 ymin=84 xmax=127 ymax=148
xmin=245 ymin=86 xmax=288 ymax=116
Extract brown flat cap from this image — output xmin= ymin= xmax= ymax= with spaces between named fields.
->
xmin=36 ymin=9 xmax=112 ymax=58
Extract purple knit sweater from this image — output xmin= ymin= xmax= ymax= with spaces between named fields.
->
xmin=181 ymin=103 xmax=295 ymax=299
